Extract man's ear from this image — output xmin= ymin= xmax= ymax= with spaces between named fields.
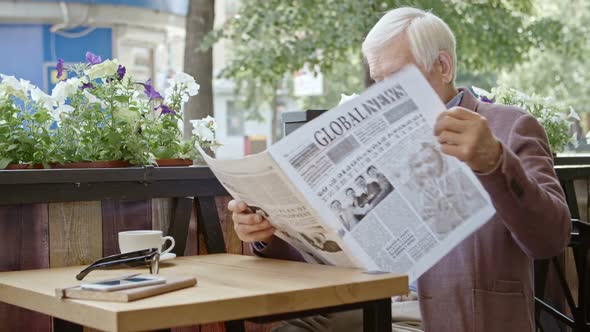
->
xmin=437 ymin=50 xmax=454 ymax=84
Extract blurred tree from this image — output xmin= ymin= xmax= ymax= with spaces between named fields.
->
xmin=183 ymin=0 xmax=215 ymax=138
xmin=204 ymin=0 xmax=569 ymax=142
xmin=498 ymin=0 xmax=589 ymax=115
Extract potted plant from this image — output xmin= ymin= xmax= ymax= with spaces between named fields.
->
xmin=0 ymin=52 xmax=220 ymax=169
xmin=473 ymin=86 xmax=573 ymax=154
xmin=0 ymin=75 xmax=62 ymax=169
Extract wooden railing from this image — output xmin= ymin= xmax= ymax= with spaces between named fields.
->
xmin=0 ymin=166 xmax=271 ymax=331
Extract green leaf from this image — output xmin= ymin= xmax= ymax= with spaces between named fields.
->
xmin=114 ymin=95 xmax=130 ymax=103
xmin=154 ymin=146 xmax=175 ymax=159
xmin=0 ymin=158 xmax=11 ymax=169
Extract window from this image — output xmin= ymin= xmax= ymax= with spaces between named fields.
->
xmin=226 ymin=101 xmax=245 ymax=136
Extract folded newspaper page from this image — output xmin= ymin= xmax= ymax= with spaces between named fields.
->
xmin=201 ymin=65 xmax=496 ymax=282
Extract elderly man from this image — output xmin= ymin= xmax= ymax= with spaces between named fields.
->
xmin=228 ymin=6 xmax=570 ymax=332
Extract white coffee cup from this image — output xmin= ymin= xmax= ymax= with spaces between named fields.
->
xmin=118 ymin=230 xmax=175 ymax=255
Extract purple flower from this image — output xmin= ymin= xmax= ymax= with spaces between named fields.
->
xmin=480 ymin=96 xmax=494 ymax=104
xmin=117 ymin=65 xmax=126 ymax=80
xmin=80 ymin=82 xmax=95 ymax=90
xmin=138 ymin=79 xmax=163 ymax=101
xmin=56 ymin=58 xmax=64 ymax=79
xmin=85 ymin=51 xmax=102 ymax=65
xmin=156 ymin=104 xmax=176 ymax=115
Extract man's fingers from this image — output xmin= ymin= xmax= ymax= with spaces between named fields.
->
xmin=437 ymin=130 xmax=464 ymax=146
xmin=235 ymin=220 xmax=273 ymax=234
xmin=228 ymin=199 xmax=251 ymax=213
xmin=239 ymin=226 xmax=276 ymax=242
xmin=232 ymin=211 xmax=263 ymax=225
xmin=444 ymin=106 xmax=478 ymax=120
xmin=228 ymin=199 xmax=244 ymax=212
xmin=434 ymin=114 xmax=468 ymax=135
xmin=440 ymin=142 xmax=466 ymax=161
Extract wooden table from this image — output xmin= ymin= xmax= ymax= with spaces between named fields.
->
xmin=0 ymin=254 xmax=408 ymax=332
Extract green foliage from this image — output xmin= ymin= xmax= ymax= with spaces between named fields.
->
xmin=0 ymin=57 xmax=215 ymax=168
xmin=479 ymin=86 xmax=572 ymax=153
xmin=498 ymin=0 xmax=590 ymax=116
xmin=0 ymin=97 xmax=58 ymax=168
xmin=206 ymin=0 xmax=569 ymax=111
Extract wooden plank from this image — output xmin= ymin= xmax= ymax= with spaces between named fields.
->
xmin=0 ymin=166 xmax=218 ymax=185
xmin=214 ymin=197 xmax=278 ymax=332
xmin=574 ymin=178 xmax=589 ymax=222
xmin=198 ymin=197 xmax=275 ymax=332
xmin=101 ymin=199 xmax=153 ymax=256
xmin=195 ymin=198 xmax=217 ymax=332
xmin=187 ymin=202 xmax=200 ymax=256
xmin=196 ymin=196 xmax=233 ymax=332
xmin=49 ymin=202 xmax=103 ymax=267
xmin=196 ymin=196 xmax=226 ymax=254
xmin=169 ymin=198 xmax=195 ymax=256
xmin=49 ymin=201 xmax=103 ymax=332
xmin=152 ymin=198 xmax=175 ymax=234
xmin=215 ymin=196 xmax=243 ymax=255
xmin=0 ymin=204 xmax=51 ymax=331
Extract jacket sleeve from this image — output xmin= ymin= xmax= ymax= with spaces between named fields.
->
xmin=250 ymin=235 xmax=306 ymax=262
xmin=476 ymin=113 xmax=571 ymax=259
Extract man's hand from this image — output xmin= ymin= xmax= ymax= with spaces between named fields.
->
xmin=228 ymin=199 xmax=275 ymax=243
xmin=434 ymin=106 xmax=502 ymax=173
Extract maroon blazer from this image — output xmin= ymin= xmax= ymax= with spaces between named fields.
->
xmin=254 ymin=88 xmax=571 ymax=332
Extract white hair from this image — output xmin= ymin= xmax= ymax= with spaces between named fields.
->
xmin=362 ymin=7 xmax=457 ymax=79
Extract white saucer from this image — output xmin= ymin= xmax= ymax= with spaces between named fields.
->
xmin=160 ymin=253 xmax=176 ymax=261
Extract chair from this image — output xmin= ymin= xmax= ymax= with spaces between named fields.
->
xmin=535 ymin=219 xmax=590 ymax=332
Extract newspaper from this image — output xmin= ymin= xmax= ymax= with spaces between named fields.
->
xmin=201 ymin=65 xmax=496 ymax=282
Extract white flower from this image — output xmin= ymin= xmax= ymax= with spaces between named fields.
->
xmin=0 ymin=74 xmax=31 ymax=99
xmin=568 ymin=106 xmax=580 ymax=121
xmin=190 ymin=116 xmax=216 ymax=143
xmin=338 ymin=93 xmax=359 ymax=105
xmin=83 ymin=90 xmax=106 ymax=108
xmin=549 ymin=115 xmax=561 ymax=124
xmin=165 ymin=72 xmax=200 ymax=103
xmin=52 ymin=77 xmax=82 ymax=105
xmin=472 ymin=86 xmax=493 ymax=99
xmin=51 ymin=104 xmax=74 ymax=123
xmin=204 ymin=115 xmax=217 ymax=130
xmin=174 ymin=72 xmax=200 ymax=95
xmin=30 ymin=87 xmax=57 ymax=110
xmin=84 ymin=59 xmax=119 ymax=80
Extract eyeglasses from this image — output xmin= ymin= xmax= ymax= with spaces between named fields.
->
xmin=76 ymin=248 xmax=160 ymax=280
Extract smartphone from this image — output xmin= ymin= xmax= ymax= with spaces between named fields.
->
xmin=81 ymin=275 xmax=165 ymax=292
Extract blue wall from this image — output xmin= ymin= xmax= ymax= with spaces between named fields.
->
xmin=0 ymin=24 xmax=112 ymax=92
xmin=42 ymin=26 xmax=113 ymax=91
xmin=0 ymin=1 xmax=184 ymax=92
xmin=43 ymin=26 xmax=112 ymax=63
xmin=0 ymin=25 xmax=45 ymax=89
xmin=31 ymin=0 xmax=189 ymax=16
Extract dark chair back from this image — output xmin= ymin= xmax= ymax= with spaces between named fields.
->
xmin=536 ymin=163 xmax=590 ymax=331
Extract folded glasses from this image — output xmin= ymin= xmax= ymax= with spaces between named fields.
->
xmin=76 ymin=248 xmax=160 ymax=280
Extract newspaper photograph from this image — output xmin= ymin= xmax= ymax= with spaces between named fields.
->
xmin=201 ymin=65 xmax=496 ymax=282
